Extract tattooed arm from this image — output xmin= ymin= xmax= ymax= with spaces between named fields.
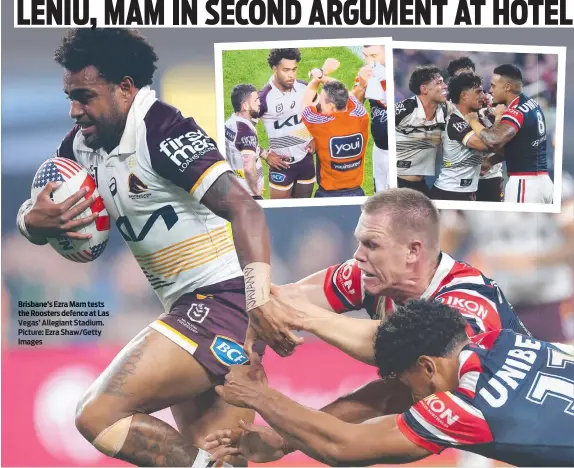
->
xmin=465 ymin=111 xmax=518 ymax=151
xmin=202 ymin=173 xmax=303 ymax=357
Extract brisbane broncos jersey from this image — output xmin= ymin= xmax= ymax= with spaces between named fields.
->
xmin=323 ymin=252 xmax=530 ymax=337
xmin=42 ymin=87 xmax=242 ymax=311
xmin=397 ymin=330 xmax=574 ymax=466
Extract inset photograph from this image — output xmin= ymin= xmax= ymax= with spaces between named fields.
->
xmin=214 ymin=38 xmax=394 ymax=206
xmin=392 ymin=41 xmax=566 ymax=211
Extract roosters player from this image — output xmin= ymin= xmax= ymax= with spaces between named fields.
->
xmin=352 ymin=45 xmax=389 ymax=192
xmin=208 ymin=301 xmax=574 ymax=467
xmin=466 ymin=64 xmax=553 ymax=204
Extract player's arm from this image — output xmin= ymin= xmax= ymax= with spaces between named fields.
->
xmin=17 ymin=125 xmax=98 ymax=244
xmin=467 ymin=108 xmax=520 ymax=151
xmin=224 ymin=381 xmax=430 ymax=466
xmin=447 ymin=114 xmax=491 ymax=152
xmin=235 ymin=121 xmax=262 ymax=196
xmin=274 ymin=260 xmax=380 ymax=365
xmin=351 ymin=65 xmax=373 ymax=103
xmin=148 ymin=118 xmax=300 ymax=356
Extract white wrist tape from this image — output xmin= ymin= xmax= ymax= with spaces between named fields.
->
xmin=243 ymin=262 xmax=271 ymax=311
xmin=191 ymin=448 xmax=233 ymax=468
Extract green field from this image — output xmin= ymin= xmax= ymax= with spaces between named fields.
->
xmin=222 ymin=47 xmax=374 ymax=198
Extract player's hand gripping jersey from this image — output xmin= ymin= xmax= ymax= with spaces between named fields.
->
xmin=224 ymin=114 xmax=264 ymax=196
xmin=324 ymin=252 xmax=530 ymax=337
xmin=302 ymin=96 xmax=369 ymax=191
xmin=434 ymin=107 xmax=485 ymax=193
xmin=52 ymin=87 xmax=242 ymax=311
xmin=397 ymin=330 xmax=574 ymax=466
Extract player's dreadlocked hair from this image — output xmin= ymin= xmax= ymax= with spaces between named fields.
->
xmin=54 ymin=28 xmax=159 ymax=88
xmin=408 ymin=65 xmax=443 ymax=95
xmin=448 ymin=72 xmax=483 ymax=104
xmin=447 ymin=57 xmax=476 ymax=77
xmin=267 ymin=48 xmax=301 ymax=68
xmin=374 ymin=300 xmax=468 ymax=380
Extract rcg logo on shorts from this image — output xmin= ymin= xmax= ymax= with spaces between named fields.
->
xmin=186 ymin=303 xmax=210 ymax=324
xmin=210 ymin=336 xmax=249 ymax=366
xmin=329 ymin=133 xmax=364 ymax=159
xmin=270 ymin=172 xmax=286 ymax=183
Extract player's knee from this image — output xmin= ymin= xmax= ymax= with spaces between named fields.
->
xmin=75 ymin=394 xmax=135 ymax=458
xmin=75 ymin=390 xmax=127 ymax=442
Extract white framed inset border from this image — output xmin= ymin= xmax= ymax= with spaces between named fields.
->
xmin=213 ymin=36 xmax=395 ymax=209
xmin=392 ymin=40 xmax=567 ymax=214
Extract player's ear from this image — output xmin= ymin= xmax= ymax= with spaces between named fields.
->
xmin=118 ymin=76 xmax=136 ymax=98
xmin=417 ymin=355 xmax=436 ymax=379
xmin=406 ymin=240 xmax=422 ymax=264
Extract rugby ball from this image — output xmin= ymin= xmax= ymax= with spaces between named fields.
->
xmin=31 ymin=157 xmax=110 ymax=263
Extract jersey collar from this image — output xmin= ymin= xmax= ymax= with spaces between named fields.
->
xmin=421 ymin=252 xmax=455 ymax=299
xmin=508 ymin=95 xmax=521 ymax=109
xmin=117 ymin=86 xmax=157 ymax=155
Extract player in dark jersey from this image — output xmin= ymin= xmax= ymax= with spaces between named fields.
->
xmin=466 ymin=64 xmax=553 ymax=204
xmin=15 ymin=28 xmax=299 ymax=468
xmin=207 ymin=300 xmax=574 ymax=467
xmin=447 ymin=57 xmax=505 ymax=202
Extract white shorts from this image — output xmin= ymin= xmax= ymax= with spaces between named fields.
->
xmin=504 ymin=174 xmax=553 ymax=204
xmin=373 ymin=145 xmax=389 ymax=192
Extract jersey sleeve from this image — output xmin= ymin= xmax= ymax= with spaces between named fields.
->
xmin=500 ymin=107 xmax=524 ymax=132
xmin=396 ymin=391 xmax=493 ymax=453
xmin=447 ymin=114 xmax=475 ymax=146
xmin=395 ymin=98 xmax=417 ymax=126
xmin=147 ymin=117 xmax=232 ymax=200
xmin=323 ymin=259 xmax=365 ymax=313
xmin=55 ymin=126 xmax=80 ymax=160
xmin=435 ymin=286 xmax=503 ymax=336
xmin=235 ymin=121 xmax=258 ymax=153
xmin=302 ymin=105 xmax=334 ymax=134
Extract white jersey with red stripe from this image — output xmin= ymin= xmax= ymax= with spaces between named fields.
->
xmin=45 ymin=87 xmax=242 ymax=312
xmin=396 ymin=329 xmax=574 ymax=466
xmin=323 ymin=252 xmax=530 ymax=337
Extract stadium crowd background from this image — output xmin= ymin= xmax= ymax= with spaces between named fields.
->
xmin=2 ymin=20 xmax=574 ymax=467
xmin=393 ymin=48 xmax=561 ymax=184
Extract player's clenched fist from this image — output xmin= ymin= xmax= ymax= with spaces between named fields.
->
xmin=215 ymin=353 xmax=268 ymax=408
xmin=24 ymin=182 xmax=98 ymax=240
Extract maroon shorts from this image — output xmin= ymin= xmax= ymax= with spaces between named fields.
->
xmin=430 ymin=185 xmax=477 ymax=201
xmin=269 ymin=152 xmax=316 ymax=190
xmin=149 ymin=277 xmax=266 ymax=380
xmin=513 ymin=300 xmax=570 ymax=343
xmin=477 ymin=177 xmax=504 ymax=202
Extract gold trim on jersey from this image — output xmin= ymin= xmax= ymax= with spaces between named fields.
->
xmin=135 ymin=226 xmax=235 ymax=278
xmin=189 ymin=160 xmax=228 ymax=195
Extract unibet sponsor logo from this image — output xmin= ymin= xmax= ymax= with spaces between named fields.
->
xmin=211 ymin=336 xmax=249 ymax=366
xmin=159 ymin=130 xmax=217 ymax=172
xmin=329 ymin=133 xmax=364 ymax=159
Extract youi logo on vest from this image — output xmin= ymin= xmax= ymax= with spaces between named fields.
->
xmin=329 ymin=133 xmax=364 ymax=159
xmin=159 ymin=130 xmax=217 ymax=172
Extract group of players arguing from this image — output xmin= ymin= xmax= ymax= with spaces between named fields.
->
xmin=224 ymin=46 xmax=390 ymax=199
xmin=16 ymin=29 xmax=573 ymax=467
xmin=397 ymin=57 xmax=554 ymax=204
